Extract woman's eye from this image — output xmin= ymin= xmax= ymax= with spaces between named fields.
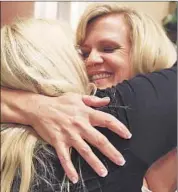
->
xmin=103 ymin=47 xmax=118 ymax=53
xmin=75 ymin=46 xmax=90 ymax=59
xmin=81 ymin=52 xmax=90 ymax=59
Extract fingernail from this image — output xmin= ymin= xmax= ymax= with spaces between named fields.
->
xmin=100 ymin=168 xmax=108 ymax=177
xmin=71 ymin=177 xmax=78 ymax=184
xmin=126 ymin=133 xmax=132 ymax=139
xmin=103 ymin=97 xmax=110 ymax=100
xmin=117 ymin=157 xmax=126 ymax=166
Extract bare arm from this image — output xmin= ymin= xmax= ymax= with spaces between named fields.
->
xmin=1 ymin=87 xmax=36 ymax=124
xmin=145 ymin=149 xmax=177 ymax=192
xmin=1 ymin=87 xmax=131 ymax=183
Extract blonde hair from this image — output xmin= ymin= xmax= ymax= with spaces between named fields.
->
xmin=76 ymin=3 xmax=177 ymax=75
xmin=1 ymin=18 xmax=92 ymax=192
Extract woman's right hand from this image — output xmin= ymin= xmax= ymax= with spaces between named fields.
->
xmin=2 ymin=88 xmax=131 ymax=183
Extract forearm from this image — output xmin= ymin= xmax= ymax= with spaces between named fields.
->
xmin=1 ymin=87 xmax=36 ymax=125
xmin=145 ymin=149 xmax=177 ymax=192
xmin=1 ymin=87 xmax=131 ymax=182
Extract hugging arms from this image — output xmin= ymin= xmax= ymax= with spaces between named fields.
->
xmin=1 ymin=63 xmax=177 ymax=191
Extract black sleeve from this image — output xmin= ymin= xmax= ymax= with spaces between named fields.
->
xmin=95 ymin=64 xmax=177 ymax=167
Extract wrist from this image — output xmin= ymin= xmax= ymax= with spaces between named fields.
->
xmin=1 ymin=88 xmax=39 ymax=125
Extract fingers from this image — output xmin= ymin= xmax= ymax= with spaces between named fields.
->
xmin=73 ymin=118 xmax=126 ymax=167
xmin=83 ymin=128 xmax=126 ymax=166
xmin=89 ymin=110 xmax=132 ymax=139
xmin=72 ymin=136 xmax=108 ymax=177
xmin=54 ymin=142 xmax=79 ymax=184
xmin=54 ymin=134 xmax=109 ymax=180
xmin=82 ymin=95 xmax=110 ymax=107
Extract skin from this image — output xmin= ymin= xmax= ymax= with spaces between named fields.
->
xmin=146 ymin=149 xmax=177 ymax=192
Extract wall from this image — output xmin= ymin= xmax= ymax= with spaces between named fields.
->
xmin=1 ymin=2 xmax=173 ymax=30
xmin=1 ymin=2 xmax=34 ymax=27
xmin=115 ymin=2 xmax=170 ymax=23
xmin=71 ymin=2 xmax=170 ymax=30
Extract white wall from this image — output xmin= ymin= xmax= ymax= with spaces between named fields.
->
xmin=33 ymin=2 xmax=171 ymax=31
xmin=70 ymin=2 xmax=170 ymax=30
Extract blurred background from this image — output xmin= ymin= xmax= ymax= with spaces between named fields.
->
xmin=1 ymin=1 xmax=177 ymax=43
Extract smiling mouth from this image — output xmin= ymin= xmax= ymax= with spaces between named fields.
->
xmin=89 ymin=72 xmax=113 ymax=81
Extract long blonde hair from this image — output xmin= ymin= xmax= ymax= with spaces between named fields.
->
xmin=76 ymin=3 xmax=177 ymax=75
xmin=1 ymin=18 xmax=92 ymax=192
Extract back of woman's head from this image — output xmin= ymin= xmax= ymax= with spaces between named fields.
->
xmin=1 ymin=18 xmax=90 ymax=96
xmin=76 ymin=2 xmax=177 ymax=75
xmin=1 ymin=18 xmax=91 ymax=192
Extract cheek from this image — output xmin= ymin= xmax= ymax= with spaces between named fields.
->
xmin=104 ymin=56 xmax=122 ymax=70
xmin=104 ymin=55 xmax=132 ymax=80
xmin=105 ymin=54 xmax=130 ymax=69
xmin=114 ymin=63 xmax=132 ymax=82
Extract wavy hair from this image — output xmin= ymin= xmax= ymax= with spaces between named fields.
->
xmin=1 ymin=18 xmax=93 ymax=192
xmin=76 ymin=3 xmax=176 ymax=75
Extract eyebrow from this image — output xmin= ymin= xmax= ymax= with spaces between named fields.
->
xmin=82 ymin=38 xmax=121 ymax=48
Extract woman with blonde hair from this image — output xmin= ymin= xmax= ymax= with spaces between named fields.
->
xmin=76 ymin=3 xmax=176 ymax=79
xmin=1 ymin=16 xmax=176 ymax=192
xmin=1 ymin=18 xmax=93 ymax=192
xmin=1 ymin=2 xmax=177 ymax=192
xmin=75 ymin=3 xmax=177 ymax=191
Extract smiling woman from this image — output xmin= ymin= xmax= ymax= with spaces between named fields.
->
xmin=79 ymin=13 xmax=132 ymax=89
xmin=76 ymin=4 xmax=176 ymax=85
xmin=75 ymin=3 xmax=177 ymax=192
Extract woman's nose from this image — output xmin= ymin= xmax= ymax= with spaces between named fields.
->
xmin=85 ymin=50 xmax=103 ymax=67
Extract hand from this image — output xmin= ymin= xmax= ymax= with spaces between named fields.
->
xmin=26 ymin=93 xmax=132 ymax=184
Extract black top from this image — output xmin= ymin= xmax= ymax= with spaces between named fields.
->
xmin=12 ymin=64 xmax=177 ymax=192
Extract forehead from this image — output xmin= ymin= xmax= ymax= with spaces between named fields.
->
xmin=83 ymin=13 xmax=130 ymax=45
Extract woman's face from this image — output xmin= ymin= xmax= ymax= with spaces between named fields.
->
xmin=80 ymin=14 xmax=132 ymax=89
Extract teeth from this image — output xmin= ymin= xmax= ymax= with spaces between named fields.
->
xmin=90 ymin=73 xmax=112 ymax=81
